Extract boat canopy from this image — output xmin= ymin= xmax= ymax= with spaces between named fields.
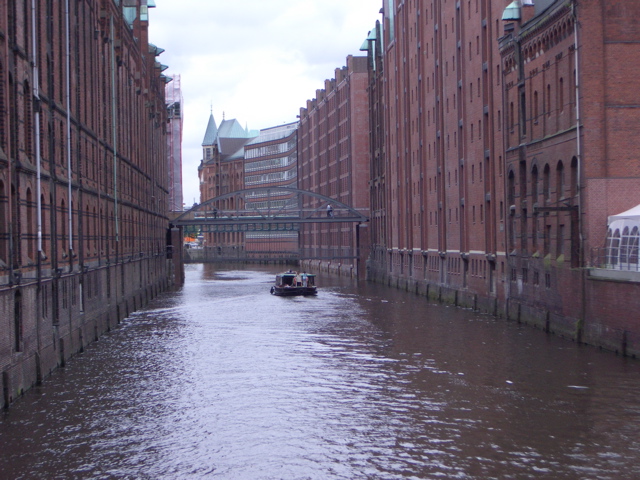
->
xmin=275 ymin=272 xmax=315 ymax=287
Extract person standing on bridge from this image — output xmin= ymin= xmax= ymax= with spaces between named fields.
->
xmin=327 ymin=204 xmax=334 ymax=218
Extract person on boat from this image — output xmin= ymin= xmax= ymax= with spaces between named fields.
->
xmin=301 ymin=272 xmax=308 ymax=287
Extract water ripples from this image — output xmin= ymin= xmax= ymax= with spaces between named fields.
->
xmin=3 ymin=264 xmax=640 ymax=479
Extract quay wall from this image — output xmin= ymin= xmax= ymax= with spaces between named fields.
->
xmin=366 ymin=264 xmax=640 ymax=359
xmin=0 ymin=256 xmax=175 ymax=409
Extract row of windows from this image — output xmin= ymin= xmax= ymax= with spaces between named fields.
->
xmin=245 ymin=199 xmax=289 ymax=210
xmin=508 ymin=158 xmax=578 ymax=207
xmin=244 ymin=154 xmax=296 ymax=173
xmin=606 ymin=227 xmax=640 ymax=269
xmin=389 ymin=250 xmax=491 ymax=282
xmin=245 ymin=168 xmax=297 ymax=186
xmin=244 ymin=141 xmax=295 ymax=159
xmin=511 ymin=267 xmax=552 ymax=289
xmin=244 ymin=183 xmax=297 ymax=200
xmin=0 ymin=181 xmax=165 ymax=269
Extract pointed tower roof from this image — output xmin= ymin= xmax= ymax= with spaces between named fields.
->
xmin=218 ymin=118 xmax=250 ymax=138
xmin=202 ymin=113 xmax=218 ymax=146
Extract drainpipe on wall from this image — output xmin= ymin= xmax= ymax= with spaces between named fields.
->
xmin=573 ymin=1 xmax=583 ymax=259
xmin=31 ymin=0 xmax=43 ymax=385
xmin=65 ymin=0 xmax=73 ymax=258
xmin=110 ymin=18 xmax=119 ymax=247
xmin=31 ymin=0 xmax=42 ymax=264
xmin=572 ymin=1 xmax=585 ymax=343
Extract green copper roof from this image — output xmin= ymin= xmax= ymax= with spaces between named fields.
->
xmin=218 ymin=119 xmax=252 ymax=138
xmin=502 ymin=0 xmax=520 ymax=20
xmin=202 ymin=114 xmax=218 ymax=146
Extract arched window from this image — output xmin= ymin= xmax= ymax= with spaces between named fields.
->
xmin=60 ymin=198 xmax=67 ymax=254
xmin=14 ymin=291 xmax=23 ymax=352
xmin=606 ymin=208 xmax=640 ymax=270
xmin=508 ymin=170 xmax=516 ymax=249
xmin=570 ymin=156 xmax=578 ymax=201
xmin=630 ymin=227 xmax=640 ymax=266
xmin=0 ymin=180 xmax=7 ymax=265
xmin=0 ymin=61 xmax=5 ymax=149
xmin=531 ymin=165 xmax=539 ymax=249
xmin=508 ymin=170 xmax=516 ymax=207
xmin=606 ymin=228 xmax=621 ymax=267
xmin=556 ymin=161 xmax=565 ymax=200
xmin=620 ymin=227 xmax=631 ymax=264
xmin=26 ymin=188 xmax=34 ymax=261
xmin=531 ymin=165 xmax=539 ymax=205
xmin=41 ymin=194 xmax=48 ymax=258
xmin=543 ymin=164 xmax=551 ymax=202
xmin=93 ymin=206 xmax=98 ymax=254
xmin=86 ymin=204 xmax=91 ymax=255
xmin=24 ymin=80 xmax=32 ymax=159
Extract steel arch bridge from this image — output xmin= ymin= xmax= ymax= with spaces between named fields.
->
xmin=171 ymin=187 xmax=369 ymax=231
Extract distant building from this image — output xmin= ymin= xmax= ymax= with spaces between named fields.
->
xmin=243 ymin=123 xmax=299 ymax=256
xmin=166 ymin=75 xmax=184 ymax=212
xmin=297 ymin=55 xmax=371 ymax=276
xmin=198 ymin=114 xmax=258 ymax=252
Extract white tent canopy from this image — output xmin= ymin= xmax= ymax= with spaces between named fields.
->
xmin=608 ymin=203 xmax=640 ymax=229
xmin=605 ymin=203 xmax=640 ymax=270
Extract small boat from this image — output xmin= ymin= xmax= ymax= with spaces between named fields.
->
xmin=270 ymin=271 xmax=318 ymax=296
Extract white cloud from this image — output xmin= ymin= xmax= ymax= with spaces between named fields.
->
xmin=149 ymin=0 xmax=382 ymax=207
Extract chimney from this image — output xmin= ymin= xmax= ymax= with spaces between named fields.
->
xmin=521 ymin=0 xmax=536 ymax=24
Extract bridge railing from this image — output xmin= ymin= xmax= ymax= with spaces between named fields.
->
xmin=183 ymin=246 xmax=359 ymax=263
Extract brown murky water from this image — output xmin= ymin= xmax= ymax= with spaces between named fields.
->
xmin=2 ymin=263 xmax=640 ymax=479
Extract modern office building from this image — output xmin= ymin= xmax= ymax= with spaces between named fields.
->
xmin=243 ymin=122 xmax=299 ymax=256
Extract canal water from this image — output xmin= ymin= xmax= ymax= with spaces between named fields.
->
xmin=2 ymin=264 xmax=640 ymax=479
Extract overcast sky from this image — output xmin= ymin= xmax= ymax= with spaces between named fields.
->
xmin=148 ymin=0 xmax=383 ymax=206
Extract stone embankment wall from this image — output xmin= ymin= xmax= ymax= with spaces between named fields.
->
xmin=0 ymin=257 xmax=176 ymax=409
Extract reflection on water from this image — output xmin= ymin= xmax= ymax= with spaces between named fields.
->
xmin=2 ymin=263 xmax=640 ymax=479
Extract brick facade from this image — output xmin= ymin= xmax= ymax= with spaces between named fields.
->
xmin=0 ymin=0 xmax=172 ymax=408
xmin=367 ymin=0 xmax=507 ymax=307
xmin=366 ymin=0 xmax=640 ymax=355
xmin=298 ymin=55 xmax=371 ymax=276
xmin=198 ymin=115 xmax=257 ymax=252
xmin=499 ymin=0 xmax=640 ymax=353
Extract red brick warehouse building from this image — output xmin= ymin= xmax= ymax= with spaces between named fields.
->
xmin=500 ymin=0 xmax=640 ymax=352
xmin=366 ymin=0 xmax=508 ymax=310
xmin=298 ymin=55 xmax=371 ymax=277
xmin=198 ymin=113 xmax=257 ymax=254
xmin=0 ymin=0 xmax=173 ymax=408
xmin=364 ymin=0 xmax=640 ymax=354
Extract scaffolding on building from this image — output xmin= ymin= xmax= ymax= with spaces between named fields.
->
xmin=166 ymin=75 xmax=183 ymax=212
